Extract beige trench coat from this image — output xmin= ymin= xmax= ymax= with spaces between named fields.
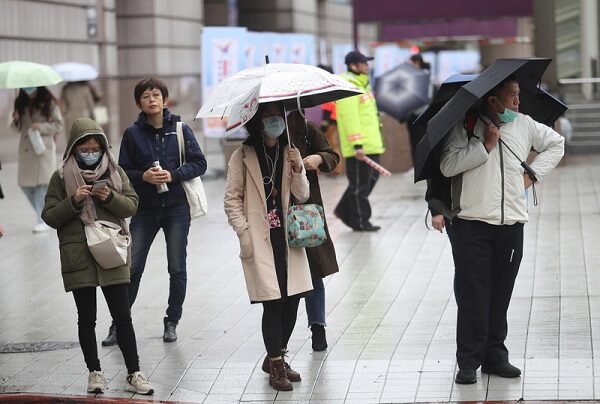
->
xmin=224 ymin=144 xmax=313 ymax=302
xmin=61 ymin=82 xmax=95 ymax=139
xmin=13 ymin=104 xmax=63 ymax=187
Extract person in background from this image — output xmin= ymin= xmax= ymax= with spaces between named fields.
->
xmin=440 ymin=75 xmax=564 ymax=385
xmin=406 ymin=54 xmax=432 ymax=162
xmin=42 ymin=118 xmax=153 ymax=395
xmin=287 ymin=110 xmax=340 ymax=351
xmin=12 ymin=86 xmax=64 ymax=232
xmin=61 ymin=81 xmax=101 ymax=141
xmin=101 ymin=76 xmax=207 ymax=346
xmin=334 ymin=50 xmax=385 ymax=232
xmin=224 ymin=102 xmax=312 ymax=391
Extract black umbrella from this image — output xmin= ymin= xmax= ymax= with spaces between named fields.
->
xmin=374 ymin=62 xmax=430 ymax=121
xmin=413 ymin=58 xmax=564 ymax=183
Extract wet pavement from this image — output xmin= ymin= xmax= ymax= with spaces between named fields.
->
xmin=1 ymin=154 xmax=600 ymax=403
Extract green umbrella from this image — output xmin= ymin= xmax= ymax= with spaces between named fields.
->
xmin=0 ymin=60 xmax=63 ymax=89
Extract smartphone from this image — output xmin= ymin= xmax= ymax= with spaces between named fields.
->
xmin=91 ymin=179 xmax=108 ymax=192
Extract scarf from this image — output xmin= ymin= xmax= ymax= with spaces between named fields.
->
xmin=62 ymin=153 xmax=126 ymax=232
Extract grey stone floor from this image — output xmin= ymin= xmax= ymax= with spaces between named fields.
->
xmin=1 ymin=155 xmax=599 ymax=403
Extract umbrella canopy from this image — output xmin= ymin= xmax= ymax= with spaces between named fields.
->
xmin=0 ymin=60 xmax=63 ymax=89
xmin=413 ymin=58 xmax=560 ymax=183
xmin=374 ymin=62 xmax=430 ymax=121
xmin=52 ymin=62 xmax=98 ymax=82
xmin=196 ymin=63 xmax=362 ymax=136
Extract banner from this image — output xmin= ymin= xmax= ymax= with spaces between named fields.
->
xmin=332 ymin=43 xmax=354 ymax=74
xmin=201 ymin=27 xmax=317 ymax=138
xmin=201 ymin=27 xmax=247 ymax=137
xmin=373 ymin=45 xmax=410 ymax=78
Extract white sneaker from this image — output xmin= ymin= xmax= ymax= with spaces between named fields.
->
xmin=126 ymin=371 xmax=154 ymax=395
xmin=32 ymin=223 xmax=50 ymax=233
xmin=87 ymin=370 xmax=107 ymax=393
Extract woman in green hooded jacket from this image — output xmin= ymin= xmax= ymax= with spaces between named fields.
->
xmin=42 ymin=118 xmax=153 ymax=396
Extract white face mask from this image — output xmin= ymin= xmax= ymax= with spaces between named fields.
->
xmin=262 ymin=116 xmax=286 ymax=139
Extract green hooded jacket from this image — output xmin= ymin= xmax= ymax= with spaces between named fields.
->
xmin=42 ymin=118 xmax=139 ymax=292
xmin=335 ymin=71 xmax=385 ymax=158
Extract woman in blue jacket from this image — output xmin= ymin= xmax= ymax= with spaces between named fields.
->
xmin=102 ymin=77 xmax=207 ymax=346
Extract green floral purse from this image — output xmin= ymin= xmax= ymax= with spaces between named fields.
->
xmin=286 ymin=204 xmax=327 ymax=248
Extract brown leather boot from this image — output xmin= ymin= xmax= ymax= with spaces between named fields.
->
xmin=261 ymin=351 xmax=301 ymax=382
xmin=269 ymin=358 xmax=293 ymax=391
xmin=281 ymin=349 xmax=301 ymax=382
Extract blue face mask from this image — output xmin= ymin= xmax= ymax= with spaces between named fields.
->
xmin=262 ymin=116 xmax=286 ymax=139
xmin=23 ymin=87 xmax=37 ymax=95
xmin=498 ymin=108 xmax=518 ymax=123
xmin=76 ymin=151 xmax=102 ymax=166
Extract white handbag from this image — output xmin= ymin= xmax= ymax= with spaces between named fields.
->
xmin=84 ymin=220 xmax=130 ymax=269
xmin=176 ymin=122 xmax=207 ymax=219
xmin=92 ymin=105 xmax=109 ymax=125
xmin=27 ymin=128 xmax=46 ymax=155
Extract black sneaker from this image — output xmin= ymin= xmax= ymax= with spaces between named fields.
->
xmin=311 ymin=324 xmax=328 ymax=351
xmin=101 ymin=324 xmax=117 ymax=347
xmin=455 ymin=369 xmax=477 ymax=384
xmin=163 ymin=318 xmax=178 ymax=342
xmin=481 ymin=362 xmax=521 ymax=378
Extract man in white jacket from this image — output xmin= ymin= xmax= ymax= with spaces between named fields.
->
xmin=440 ymin=75 xmax=564 ymax=385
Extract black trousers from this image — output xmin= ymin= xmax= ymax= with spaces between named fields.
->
xmin=335 ymin=154 xmax=380 ymax=229
xmin=450 ymin=218 xmax=523 ymax=370
xmin=72 ymin=284 xmax=140 ymax=374
xmin=262 ymin=297 xmax=301 ymax=358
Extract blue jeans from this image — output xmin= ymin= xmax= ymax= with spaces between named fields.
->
xmin=128 ymin=204 xmax=190 ymax=322
xmin=21 ymin=185 xmax=47 ymax=224
xmin=305 ymin=271 xmax=326 ymax=326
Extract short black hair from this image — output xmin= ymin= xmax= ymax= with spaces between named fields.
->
xmin=133 ymin=76 xmax=169 ymax=105
xmin=489 ymin=74 xmax=519 ymax=98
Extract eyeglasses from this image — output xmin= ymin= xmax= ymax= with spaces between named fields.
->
xmin=140 ymin=93 xmax=163 ymax=102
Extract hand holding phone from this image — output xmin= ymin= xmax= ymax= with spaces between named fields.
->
xmin=91 ymin=180 xmax=108 ymax=192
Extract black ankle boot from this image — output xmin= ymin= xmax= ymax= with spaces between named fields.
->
xmin=163 ymin=318 xmax=178 ymax=342
xmin=311 ymin=324 xmax=328 ymax=351
xmin=101 ymin=324 xmax=117 ymax=347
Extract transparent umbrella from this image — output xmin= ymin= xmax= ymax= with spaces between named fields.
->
xmin=196 ymin=63 xmax=362 ymax=137
xmin=52 ymin=62 xmax=98 ymax=82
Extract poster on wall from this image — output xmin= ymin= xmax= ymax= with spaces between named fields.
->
xmin=373 ymin=45 xmax=411 ymax=78
xmin=201 ymin=27 xmax=317 ymax=138
xmin=288 ymin=34 xmax=317 ymax=65
xmin=201 ymin=27 xmax=247 ymax=137
xmin=332 ymin=43 xmax=354 ymax=74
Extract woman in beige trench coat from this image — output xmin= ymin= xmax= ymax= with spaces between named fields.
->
xmin=224 ymin=102 xmax=312 ymax=392
xmin=12 ymin=86 xmax=64 ymax=232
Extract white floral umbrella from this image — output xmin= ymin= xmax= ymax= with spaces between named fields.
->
xmin=196 ymin=63 xmax=362 ymax=136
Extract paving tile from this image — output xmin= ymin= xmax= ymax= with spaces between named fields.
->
xmin=1 ymin=157 xmax=600 ymax=402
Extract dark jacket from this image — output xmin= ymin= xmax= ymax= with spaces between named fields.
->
xmin=42 ymin=118 xmax=139 ymax=292
xmin=119 ymin=109 xmax=207 ymax=210
xmin=288 ymin=111 xmax=341 ymax=278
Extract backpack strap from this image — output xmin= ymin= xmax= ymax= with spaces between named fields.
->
xmin=463 ymin=109 xmax=479 ymax=140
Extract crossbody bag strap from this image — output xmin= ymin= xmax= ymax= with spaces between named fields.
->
xmin=176 ymin=121 xmax=185 ymax=167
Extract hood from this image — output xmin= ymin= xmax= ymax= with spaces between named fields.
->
xmin=59 ymin=117 xmax=118 ymax=178
xmin=63 ymin=117 xmax=109 ymax=161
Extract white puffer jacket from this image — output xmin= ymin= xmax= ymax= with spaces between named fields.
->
xmin=440 ymin=113 xmax=564 ymax=225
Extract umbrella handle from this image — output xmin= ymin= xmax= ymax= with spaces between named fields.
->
xmin=521 ymin=161 xmax=538 ymax=183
